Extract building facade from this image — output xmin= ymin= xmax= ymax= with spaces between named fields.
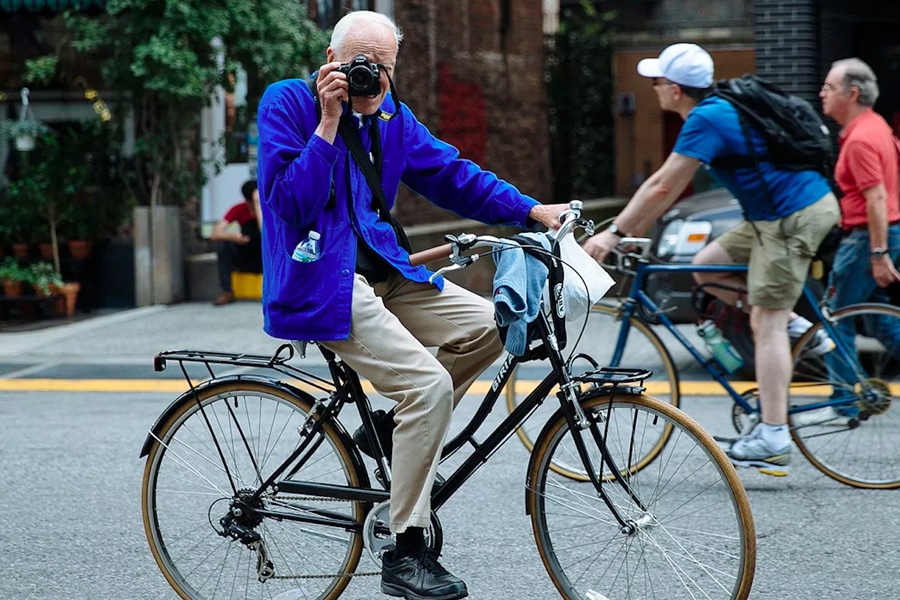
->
xmin=605 ymin=0 xmax=900 ymax=196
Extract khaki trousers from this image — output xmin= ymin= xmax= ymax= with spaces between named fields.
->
xmin=320 ymin=273 xmax=503 ymax=532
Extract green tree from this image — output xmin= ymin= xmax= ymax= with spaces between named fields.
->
xmin=545 ymin=1 xmax=616 ymax=203
xmin=30 ymin=0 xmax=329 ymax=208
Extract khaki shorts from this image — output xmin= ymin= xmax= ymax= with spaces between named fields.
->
xmin=715 ymin=193 xmax=840 ymax=309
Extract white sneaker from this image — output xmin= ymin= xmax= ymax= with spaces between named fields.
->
xmin=788 ymin=317 xmax=835 ymax=358
xmin=725 ymin=426 xmax=791 ymax=476
xmin=792 ymin=406 xmax=854 ymax=428
xmin=804 ymin=329 xmax=836 ymax=357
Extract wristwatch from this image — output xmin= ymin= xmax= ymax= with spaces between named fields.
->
xmin=608 ymin=223 xmax=627 ymax=238
xmin=871 ymin=247 xmax=888 ymax=260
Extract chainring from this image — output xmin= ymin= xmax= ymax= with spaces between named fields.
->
xmin=362 ymin=500 xmax=444 ymax=567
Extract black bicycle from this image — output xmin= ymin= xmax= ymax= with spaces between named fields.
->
xmin=140 ymin=203 xmax=756 ymax=600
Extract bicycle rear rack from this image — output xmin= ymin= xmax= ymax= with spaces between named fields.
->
xmin=572 ymin=367 xmax=652 ymax=386
xmin=153 ymin=343 xmax=335 ymax=393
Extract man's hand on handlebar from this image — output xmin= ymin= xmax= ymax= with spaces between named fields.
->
xmin=582 ymin=229 xmax=621 ymax=264
xmin=528 ymin=204 xmax=570 ymax=230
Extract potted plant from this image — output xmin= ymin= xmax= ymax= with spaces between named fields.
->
xmin=0 ymin=257 xmax=31 ymax=297
xmin=1 ymin=182 xmax=43 ymax=258
xmin=0 ymin=119 xmax=51 ymax=152
xmin=28 ymin=261 xmax=63 ymax=296
xmin=62 ymin=192 xmax=100 ymax=259
xmin=27 ymin=261 xmax=79 ymax=318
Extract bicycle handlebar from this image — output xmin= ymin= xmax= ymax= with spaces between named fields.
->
xmin=609 ymin=237 xmax=654 ymax=275
xmin=409 ymin=243 xmax=453 ymax=267
xmin=406 ymin=200 xmax=594 ymax=279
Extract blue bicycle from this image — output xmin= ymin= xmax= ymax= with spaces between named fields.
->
xmin=508 ymin=237 xmax=900 ymax=489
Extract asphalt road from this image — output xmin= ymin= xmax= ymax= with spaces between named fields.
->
xmin=2 ymin=388 xmax=900 ymax=600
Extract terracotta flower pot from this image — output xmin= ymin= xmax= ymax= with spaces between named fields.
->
xmin=2 ymin=279 xmax=24 ymax=297
xmin=38 ymin=243 xmax=54 ymax=260
xmin=67 ymin=240 xmax=93 ymax=260
xmin=61 ymin=281 xmax=80 ymax=319
xmin=12 ymin=243 xmax=29 ymax=259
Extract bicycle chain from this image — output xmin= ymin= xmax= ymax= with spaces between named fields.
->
xmin=260 ymin=494 xmax=381 ymax=579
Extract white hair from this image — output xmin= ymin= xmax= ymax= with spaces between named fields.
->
xmin=832 ymin=57 xmax=879 ymax=107
xmin=330 ymin=11 xmax=403 ymax=54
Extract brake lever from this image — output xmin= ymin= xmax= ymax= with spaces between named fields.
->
xmin=428 ymin=254 xmax=479 ymax=284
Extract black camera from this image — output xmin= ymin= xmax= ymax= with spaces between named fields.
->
xmin=337 ymin=55 xmax=382 ymax=97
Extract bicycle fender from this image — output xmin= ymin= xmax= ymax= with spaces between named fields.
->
xmin=138 ymin=375 xmax=360 ymax=468
xmin=523 ymin=384 xmax=646 ymax=516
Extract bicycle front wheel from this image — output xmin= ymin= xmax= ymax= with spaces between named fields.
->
xmin=507 ymin=303 xmax=681 ymax=480
xmin=527 ymin=390 xmax=756 ymax=600
xmin=142 ymin=380 xmax=366 ymax=600
xmin=790 ymin=303 xmax=900 ymax=488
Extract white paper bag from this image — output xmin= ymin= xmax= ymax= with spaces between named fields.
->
xmin=557 ymin=233 xmax=614 ymax=324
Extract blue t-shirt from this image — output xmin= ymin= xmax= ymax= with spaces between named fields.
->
xmin=673 ymin=96 xmax=831 ymax=221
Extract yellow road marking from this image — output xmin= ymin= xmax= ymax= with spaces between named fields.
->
xmin=0 ymin=378 xmax=815 ymax=395
xmin=2 ymin=378 xmax=893 ymax=397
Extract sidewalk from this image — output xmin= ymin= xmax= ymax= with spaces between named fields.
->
xmin=0 ymin=301 xmax=295 ymax=362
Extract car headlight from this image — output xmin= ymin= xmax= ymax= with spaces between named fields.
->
xmin=656 ymin=219 xmax=713 ymax=259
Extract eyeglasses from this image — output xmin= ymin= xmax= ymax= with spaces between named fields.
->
xmin=652 ymin=78 xmax=674 ymax=87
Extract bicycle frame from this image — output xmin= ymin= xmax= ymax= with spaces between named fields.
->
xmin=616 ymin=259 xmax=871 ymax=416
xmin=280 ymin=312 xmax=649 ymax=529
xmin=152 ymin=309 xmax=654 ymax=539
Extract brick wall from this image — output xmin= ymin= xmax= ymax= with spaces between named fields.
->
xmin=392 ymin=0 xmax=551 ymax=230
xmin=754 ymin=0 xmax=819 ymax=102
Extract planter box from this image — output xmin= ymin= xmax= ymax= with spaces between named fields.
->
xmin=134 ymin=206 xmax=185 ymax=306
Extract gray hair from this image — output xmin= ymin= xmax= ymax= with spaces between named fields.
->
xmin=330 ymin=11 xmax=403 ymax=54
xmin=832 ymin=57 xmax=879 ymax=107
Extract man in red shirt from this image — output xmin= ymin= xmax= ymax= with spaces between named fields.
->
xmin=824 ymin=58 xmax=900 ymax=288
xmin=210 ymin=180 xmax=263 ymax=306
xmin=797 ymin=58 xmax=900 ymax=425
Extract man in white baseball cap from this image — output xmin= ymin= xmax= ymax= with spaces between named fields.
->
xmin=636 ymin=42 xmax=714 ymax=89
xmin=584 ymin=42 xmax=840 ymax=478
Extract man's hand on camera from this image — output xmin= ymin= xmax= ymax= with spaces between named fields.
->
xmin=582 ymin=230 xmax=620 ymax=264
xmin=528 ymin=204 xmax=569 ymax=230
xmin=314 ymin=63 xmax=349 ymax=143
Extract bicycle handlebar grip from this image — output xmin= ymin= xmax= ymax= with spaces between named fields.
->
xmin=409 ymin=243 xmax=453 ymax=266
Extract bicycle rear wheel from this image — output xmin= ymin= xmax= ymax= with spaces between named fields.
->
xmin=507 ymin=303 xmax=680 ymax=480
xmin=789 ymin=303 xmax=900 ymax=488
xmin=527 ymin=390 xmax=756 ymax=600
xmin=142 ymin=380 xmax=366 ymax=600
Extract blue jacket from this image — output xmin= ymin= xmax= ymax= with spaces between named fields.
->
xmin=256 ymin=78 xmax=540 ymax=341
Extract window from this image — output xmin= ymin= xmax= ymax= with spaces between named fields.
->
xmin=224 ymin=66 xmax=249 ymax=164
xmin=308 ymin=0 xmax=375 ymax=29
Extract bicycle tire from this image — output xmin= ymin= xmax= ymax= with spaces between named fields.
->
xmin=142 ymin=380 xmax=366 ymax=600
xmin=789 ymin=303 xmax=900 ymax=489
xmin=507 ymin=303 xmax=681 ymax=480
xmin=526 ymin=390 xmax=756 ymax=600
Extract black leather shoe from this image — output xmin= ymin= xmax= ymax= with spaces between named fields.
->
xmin=352 ymin=409 xmax=395 ymax=460
xmin=381 ymin=549 xmax=468 ymax=600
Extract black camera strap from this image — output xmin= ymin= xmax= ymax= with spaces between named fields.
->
xmin=338 ymin=116 xmax=412 ymax=252
xmin=304 ymin=75 xmax=411 ymax=253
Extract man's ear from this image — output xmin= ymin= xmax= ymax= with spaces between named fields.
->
xmin=326 ymin=47 xmax=335 ymax=63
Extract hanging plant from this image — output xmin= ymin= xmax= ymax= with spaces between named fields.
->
xmin=0 ymin=89 xmax=51 ymax=152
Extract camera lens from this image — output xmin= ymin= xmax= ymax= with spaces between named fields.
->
xmin=348 ymin=66 xmax=375 ymax=91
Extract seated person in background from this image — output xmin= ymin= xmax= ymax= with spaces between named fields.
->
xmin=210 ymin=179 xmax=263 ymax=306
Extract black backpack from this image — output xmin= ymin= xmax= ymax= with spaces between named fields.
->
xmin=709 ymin=74 xmax=836 ymax=182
